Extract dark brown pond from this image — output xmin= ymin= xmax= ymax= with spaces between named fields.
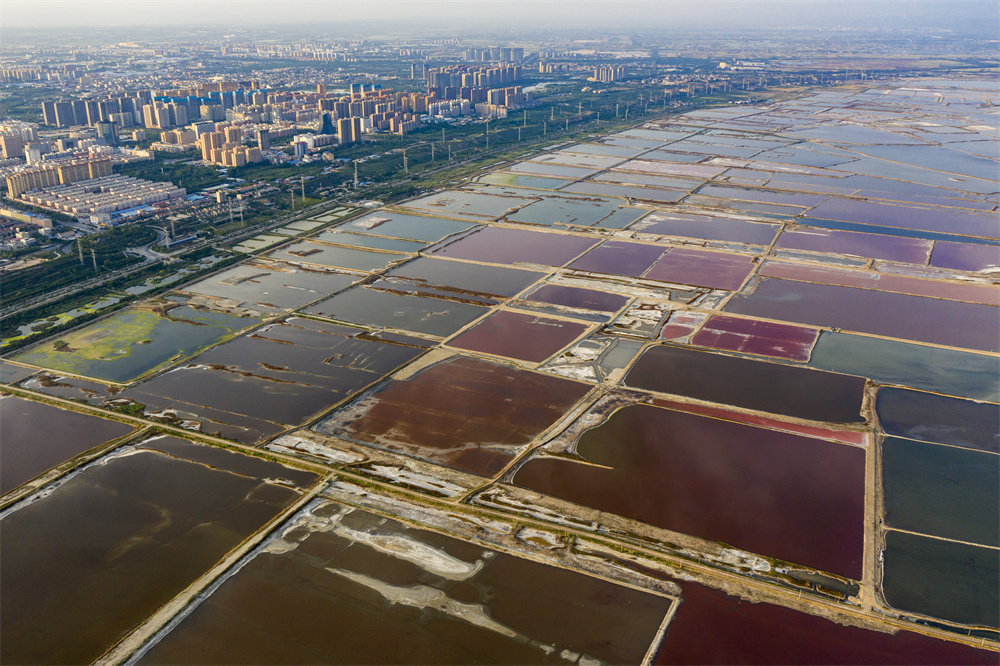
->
xmin=316 ymin=355 xmax=590 ymax=476
xmin=138 ymin=502 xmax=673 ymax=664
xmin=568 ymin=240 xmax=665 ymax=277
xmin=625 ymin=345 xmax=867 ymax=423
xmin=429 ymin=226 xmax=598 ymax=267
xmin=514 ymin=403 xmax=866 ymax=577
xmin=525 ymin=284 xmax=630 ymax=313
xmin=0 ymin=396 xmax=135 ymax=494
xmin=448 ymin=310 xmax=589 ymax=363
xmin=0 ymin=436 xmax=317 ymax=665
xmin=655 ymin=580 xmax=996 ymax=664
xmin=645 ymin=248 xmax=757 ymax=291
xmin=725 ymin=278 xmax=1000 ymax=353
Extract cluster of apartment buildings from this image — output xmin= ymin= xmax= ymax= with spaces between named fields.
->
xmin=5 ymin=158 xmax=112 ymax=198
xmin=593 ymin=65 xmax=627 ymax=83
xmin=18 ymin=175 xmax=186 ymax=218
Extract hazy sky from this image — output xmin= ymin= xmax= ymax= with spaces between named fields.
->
xmin=3 ymin=0 xmax=996 ymax=31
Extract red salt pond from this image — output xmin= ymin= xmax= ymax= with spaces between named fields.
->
xmin=691 ymin=314 xmax=820 ymax=362
xmin=514 ymin=403 xmax=866 ymax=577
xmin=645 ymin=248 xmax=757 ymax=291
xmin=651 ymin=397 xmax=867 ymax=447
xmin=320 ymin=355 xmax=590 ymax=477
xmin=658 ymin=310 xmax=707 ymax=341
xmin=447 ymin=310 xmax=590 ymax=363
xmin=759 ymin=261 xmax=1000 ymax=306
xmin=655 ymin=581 xmax=996 ymax=664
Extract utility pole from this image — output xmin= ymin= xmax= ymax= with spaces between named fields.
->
xmin=518 ymin=127 xmax=521 ymax=141
xmin=441 ymin=127 xmax=445 ymax=142
xmin=431 ymin=143 xmax=435 ymax=160
xmin=448 ymin=144 xmax=451 ymax=160
xmin=90 ymin=247 xmax=98 ymax=272
xmin=543 ymin=121 xmax=546 ymax=136
xmin=354 ymin=162 xmax=358 ymax=188
xmin=565 ymin=118 xmax=568 ymax=131
xmin=170 ymin=220 xmax=176 ymax=239
xmin=578 ymin=101 xmax=581 ymax=117
xmin=77 ymin=240 xmax=84 ymax=265
xmin=523 ymin=110 xmax=527 ymax=126
xmin=551 ymin=106 xmax=555 ymax=120
xmin=403 ymin=148 xmax=408 ymax=174
xmin=616 ymin=103 xmax=620 ymax=118
xmin=301 ymin=177 xmax=305 ymax=200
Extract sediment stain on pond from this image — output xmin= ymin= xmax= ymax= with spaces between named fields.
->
xmin=876 ymin=388 xmax=999 ymax=453
xmin=514 ymin=403 xmax=866 ymax=578
xmin=123 ymin=318 xmax=423 ymax=443
xmin=137 ymin=502 xmax=673 ymax=665
xmin=0 ymin=436 xmax=318 ymax=666
xmin=316 ymin=355 xmax=590 ymax=476
xmin=625 ymin=345 xmax=867 ymax=423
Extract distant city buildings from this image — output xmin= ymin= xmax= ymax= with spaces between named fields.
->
xmin=5 ymin=157 xmax=112 ymax=198
xmin=593 ymin=65 xmax=626 ymax=83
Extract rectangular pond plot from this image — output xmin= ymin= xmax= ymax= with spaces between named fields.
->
xmin=633 ymin=211 xmax=779 ymax=246
xmin=532 ymin=151 xmax=626 ymax=170
xmin=180 ymin=262 xmax=357 ymax=314
xmin=882 ymin=437 xmax=999 ymax=547
xmin=876 ymin=388 xmax=999 ymax=453
xmin=136 ymin=502 xmax=673 ymax=665
xmin=808 ymin=198 xmax=1000 ymax=241
xmin=725 ymin=278 xmax=1000 ymax=353
xmin=304 ymin=285 xmax=490 ymax=337
xmin=400 ymin=190 xmax=536 ymax=220
xmin=0 ymin=396 xmax=135 ymax=495
xmin=12 ymin=305 xmax=259 ymax=384
xmin=0 ymin=435 xmax=318 ymax=666
xmin=507 ymin=161 xmax=599 ymax=179
xmin=269 ymin=241 xmax=406 ymax=272
xmin=653 ymin=579 xmax=996 ymax=665
xmin=568 ymin=240 xmax=665 ymax=278
xmin=429 ymin=226 xmax=599 ymax=268
xmin=599 ymin=135 xmax=673 ymax=149
xmin=564 ymin=142 xmax=647 ymax=158
xmin=123 ymin=319 xmax=423 ymax=444
xmin=339 ymin=212 xmax=477 ymax=243
xmin=696 ymin=184 xmax=830 ymax=208
xmin=775 ymin=227 xmax=933 ymax=264
xmin=477 ymin=172 xmax=573 ymax=190
xmin=447 ymin=310 xmax=590 ymax=364
xmin=559 ymin=182 xmax=687 ymax=203
xmin=314 ymin=231 xmax=427 ymax=253
xmin=316 ymin=355 xmax=590 ymax=477
xmin=625 ymin=345 xmax=866 ymax=423
xmin=388 ymin=256 xmax=546 ymax=299
xmin=591 ymin=170 xmax=703 ymax=191
xmin=691 ymin=315 xmax=819 ymax=362
xmin=514 ymin=403 xmax=865 ymax=578
xmin=505 ymin=195 xmax=644 ymax=230
xmin=930 ymin=240 xmax=1000 ymax=272
xmin=0 ymin=361 xmax=35 ymax=384
xmin=645 ymin=248 xmax=757 ymax=291
xmin=525 ymin=284 xmax=630 ymax=314
xmin=758 ymin=261 xmax=1000 ymax=306
xmin=810 ymin=331 xmax=1000 ymax=403
xmin=881 ymin=530 xmax=999 ymax=629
